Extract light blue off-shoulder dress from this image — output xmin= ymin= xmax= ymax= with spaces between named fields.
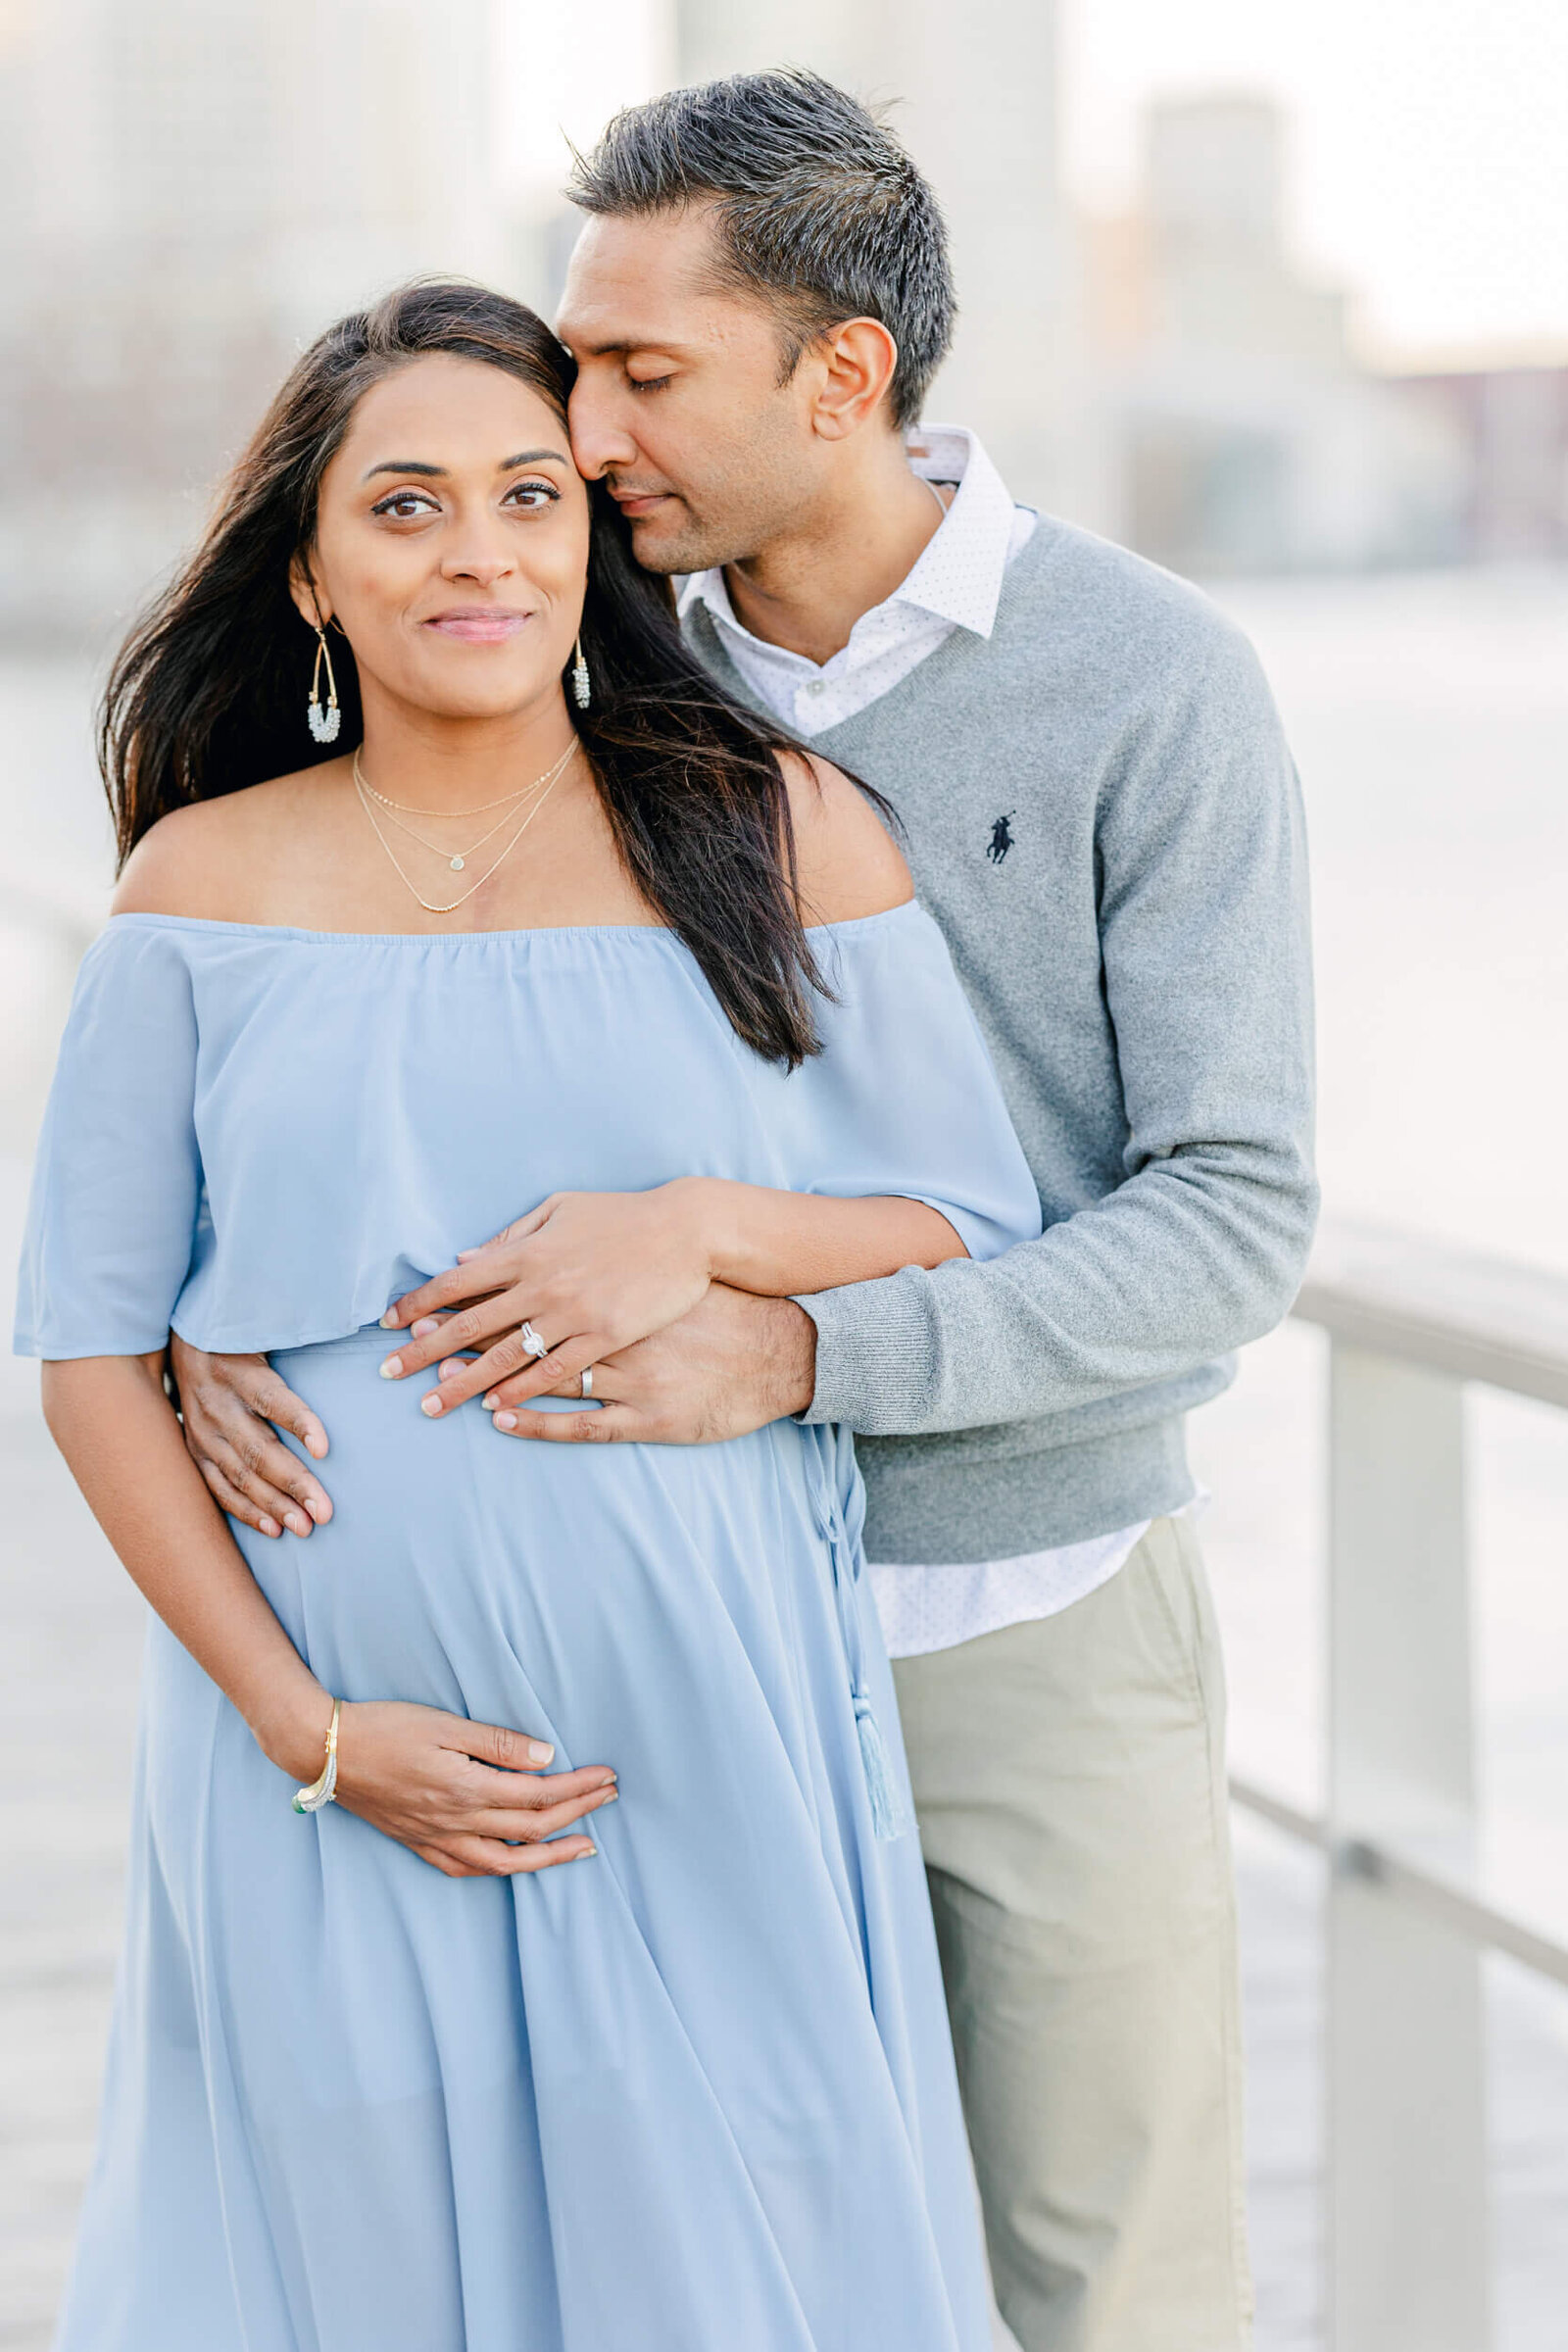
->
xmin=17 ymin=905 xmax=1041 ymax=2352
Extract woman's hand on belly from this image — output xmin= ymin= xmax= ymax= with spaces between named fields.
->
xmin=170 ymin=1335 xmax=334 ymax=1541
xmin=333 ymin=1701 xmax=618 ymax=1877
xmin=380 ymin=1176 xmax=963 ymax=1424
xmin=377 ymin=1183 xmax=718 ymax=1418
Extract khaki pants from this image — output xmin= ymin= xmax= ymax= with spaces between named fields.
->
xmin=892 ymin=1516 xmax=1253 ymax=2352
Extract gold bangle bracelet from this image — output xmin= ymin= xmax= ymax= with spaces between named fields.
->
xmin=292 ymin=1697 xmax=341 ymax=1815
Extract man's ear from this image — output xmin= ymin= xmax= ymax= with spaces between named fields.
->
xmin=808 ymin=318 xmax=901 ymax=444
xmin=288 ymin=551 xmax=330 ymax=630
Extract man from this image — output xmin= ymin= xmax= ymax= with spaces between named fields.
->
xmin=173 ymin=70 xmax=1315 ymax=2352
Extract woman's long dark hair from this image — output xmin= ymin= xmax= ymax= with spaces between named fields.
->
xmin=102 ymin=279 xmax=882 ymax=1066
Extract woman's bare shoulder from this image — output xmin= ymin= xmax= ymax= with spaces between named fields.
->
xmin=111 ymin=765 xmax=346 ymax=920
xmin=777 ymin=751 xmax=912 ymax=928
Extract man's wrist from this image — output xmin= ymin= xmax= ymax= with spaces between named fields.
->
xmin=758 ymin=1295 xmax=816 ymax=1420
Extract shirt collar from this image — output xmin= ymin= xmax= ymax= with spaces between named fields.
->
xmin=678 ymin=424 xmax=1016 ymax=646
xmin=895 ymin=425 xmax=1016 ymax=635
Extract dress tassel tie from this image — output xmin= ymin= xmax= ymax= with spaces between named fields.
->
xmin=854 ymin=1689 xmax=908 ymax=1842
xmin=808 ymin=1424 xmax=909 ymax=1842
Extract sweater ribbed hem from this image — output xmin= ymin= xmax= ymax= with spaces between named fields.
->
xmin=856 ymin=1416 xmax=1199 ymax=1564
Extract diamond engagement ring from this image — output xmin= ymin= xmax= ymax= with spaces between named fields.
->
xmin=517 ymin=1321 xmax=551 ymax=1361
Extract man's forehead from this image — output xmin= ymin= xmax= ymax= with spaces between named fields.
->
xmin=557 ymin=211 xmax=749 ymax=354
xmin=557 ymin=305 xmax=702 ymax=358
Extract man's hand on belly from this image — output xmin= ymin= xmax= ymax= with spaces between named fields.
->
xmin=480 ymin=1285 xmax=817 ymax=1446
xmin=168 ymin=1334 xmax=334 ymax=1539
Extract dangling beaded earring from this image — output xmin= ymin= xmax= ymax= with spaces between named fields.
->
xmin=571 ymin=635 xmax=591 ymax=710
xmin=308 ymin=623 xmax=341 ymax=744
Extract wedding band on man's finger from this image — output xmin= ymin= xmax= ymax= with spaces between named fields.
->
xmin=579 ymin=1367 xmax=595 ymax=1400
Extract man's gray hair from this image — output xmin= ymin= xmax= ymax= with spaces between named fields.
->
xmin=566 ymin=70 xmax=956 ymax=430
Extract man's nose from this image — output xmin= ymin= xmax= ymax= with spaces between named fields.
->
xmin=568 ymin=382 xmax=638 ymax=482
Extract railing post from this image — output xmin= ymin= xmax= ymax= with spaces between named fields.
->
xmin=1326 ymin=1343 xmax=1490 ymax=2352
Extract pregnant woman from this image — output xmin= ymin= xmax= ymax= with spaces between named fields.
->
xmin=18 ymin=282 xmax=1040 ymax=2352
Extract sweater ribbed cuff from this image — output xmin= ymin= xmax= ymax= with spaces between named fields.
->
xmin=795 ymin=1272 xmax=936 ymax=1431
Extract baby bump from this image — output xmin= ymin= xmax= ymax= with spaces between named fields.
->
xmin=233 ymin=1324 xmax=842 ymax=1779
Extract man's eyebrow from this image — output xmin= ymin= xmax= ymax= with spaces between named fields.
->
xmin=563 ymin=335 xmax=688 ymax=360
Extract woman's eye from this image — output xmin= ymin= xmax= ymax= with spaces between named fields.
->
xmin=371 ymin=489 xmax=438 ymax=520
xmin=502 ymin=480 xmax=560 ymax=511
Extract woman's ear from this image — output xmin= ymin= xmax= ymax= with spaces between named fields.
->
xmin=288 ymin=552 xmax=329 ymax=631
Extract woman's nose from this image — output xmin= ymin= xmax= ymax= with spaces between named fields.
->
xmin=439 ymin=543 xmax=514 ymax=587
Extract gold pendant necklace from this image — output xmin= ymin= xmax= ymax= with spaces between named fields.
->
xmin=352 ymin=740 xmax=579 ymax=820
xmin=354 ymin=749 xmax=575 ymax=914
xmin=352 ymin=743 xmax=572 ymax=869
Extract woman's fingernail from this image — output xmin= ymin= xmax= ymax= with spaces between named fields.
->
xmin=439 ymin=1359 xmax=464 ymax=1383
xmin=259 ymin=1516 xmax=280 ymax=1538
xmin=527 ymin=1739 xmax=555 ymax=1765
xmin=420 ymin=1392 xmax=444 ymax=1417
xmin=412 ymin=1317 xmax=440 ymax=1338
xmin=595 ymin=1787 xmax=618 ymax=1805
xmin=379 ymin=1355 xmax=402 ymax=1380
xmin=379 ymin=1309 xmax=399 ymax=1329
xmin=481 ymin=1392 xmax=499 ymax=1409
xmin=494 ymin=1411 xmax=516 ymax=1432
xmin=577 ymin=1843 xmax=598 ymax=1859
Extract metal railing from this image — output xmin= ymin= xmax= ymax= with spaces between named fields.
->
xmin=1234 ymin=1218 xmax=1568 ymax=2352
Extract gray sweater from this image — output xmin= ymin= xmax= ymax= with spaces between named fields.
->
xmin=683 ymin=517 xmax=1317 ymax=1563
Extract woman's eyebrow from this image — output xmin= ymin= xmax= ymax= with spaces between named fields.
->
xmin=363 ymin=460 xmax=446 ymax=481
xmin=361 ymin=449 xmax=566 ymax=483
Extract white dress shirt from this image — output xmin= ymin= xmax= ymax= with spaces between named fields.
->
xmin=680 ymin=425 xmax=1034 ymax=741
xmin=684 ymin=427 xmax=1155 ymax=1657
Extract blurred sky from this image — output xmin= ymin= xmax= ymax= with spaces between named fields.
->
xmin=1065 ymin=0 xmax=1568 ymax=364
xmin=500 ymin=0 xmax=1568 ymax=368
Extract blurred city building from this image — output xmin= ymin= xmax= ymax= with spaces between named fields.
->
xmin=0 ymin=0 xmax=506 ymax=643
xmin=1396 ymin=363 xmax=1568 ymax=560
xmin=1080 ymin=95 xmax=1469 ymax=573
xmin=0 ymin=1 xmax=1563 ymax=650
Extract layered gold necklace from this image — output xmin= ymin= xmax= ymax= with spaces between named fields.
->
xmin=352 ymin=740 xmax=577 ymax=916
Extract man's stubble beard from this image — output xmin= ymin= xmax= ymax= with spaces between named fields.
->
xmin=627 ymin=433 xmax=805 ymax=580
xmin=628 ymin=502 xmax=773 ymax=580
xmin=626 ymin=508 xmax=714 ymax=577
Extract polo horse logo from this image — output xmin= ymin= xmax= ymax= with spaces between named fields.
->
xmin=986 ymin=811 xmax=1017 ymax=865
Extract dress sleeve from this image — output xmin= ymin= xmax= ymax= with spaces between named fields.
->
xmin=14 ymin=922 xmax=202 ymax=1359
xmin=775 ymin=906 xmax=1042 ymax=1265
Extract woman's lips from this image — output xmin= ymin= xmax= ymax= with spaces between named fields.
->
xmin=422 ymin=610 xmax=529 ymax=644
